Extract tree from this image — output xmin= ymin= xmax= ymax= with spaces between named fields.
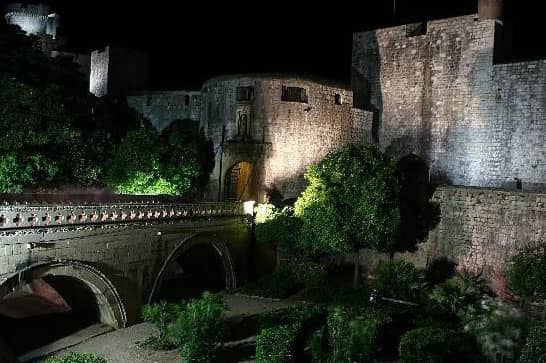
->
xmin=294 ymin=144 xmax=400 ymax=288
xmin=507 ymin=245 xmax=546 ymax=318
xmin=104 ymin=121 xmax=213 ymax=196
xmin=0 ymin=21 xmax=140 ymax=192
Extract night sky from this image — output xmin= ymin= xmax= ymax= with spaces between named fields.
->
xmin=9 ymin=0 xmax=546 ymax=90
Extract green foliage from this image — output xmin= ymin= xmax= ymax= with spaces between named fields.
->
xmin=427 ymin=274 xmax=485 ymax=319
xmin=255 ymin=204 xmax=300 ymax=249
xmin=424 ymin=257 xmax=456 ymax=286
xmin=44 ymin=352 xmax=107 ymax=363
xmin=104 ymin=123 xmax=207 ymax=195
xmin=257 ymin=305 xmax=325 ymax=363
xmin=0 ymin=23 xmax=143 ymax=191
xmin=465 ymin=297 xmax=530 ymax=362
xmin=141 ymin=301 xmax=184 ymax=349
xmin=294 ymin=144 xmax=400 ymax=256
xmin=166 ymin=292 xmax=225 ymax=363
xmin=518 ymin=325 xmax=546 ymax=363
xmin=399 ymin=327 xmax=480 ymax=363
xmin=326 ymin=305 xmax=390 ymax=362
xmin=241 ymin=262 xmax=326 ymax=298
xmin=507 ymin=245 xmax=546 ymax=303
xmin=256 ymin=323 xmax=301 ymax=363
xmin=373 ymin=259 xmax=425 ymax=301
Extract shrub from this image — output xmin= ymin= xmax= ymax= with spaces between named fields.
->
xmin=424 ymin=257 xmax=456 ymax=286
xmin=373 ymin=259 xmax=425 ymax=301
xmin=141 ymin=301 xmax=183 ymax=349
xmin=45 ymin=352 xmax=107 ymax=363
xmin=465 ymin=297 xmax=530 ymax=362
xmin=518 ymin=325 xmax=546 ymax=363
xmin=241 ymin=262 xmax=326 ymax=298
xmin=507 ymin=245 xmax=546 ymax=303
xmin=255 ymin=204 xmax=300 ymax=250
xmin=427 ymin=274 xmax=484 ymax=319
xmin=166 ymin=292 xmax=225 ymax=363
xmin=327 ymin=305 xmax=390 ymax=362
xmin=399 ymin=327 xmax=479 ymax=363
xmin=256 ymin=323 xmax=301 ymax=363
xmin=256 ymin=304 xmax=325 ymax=363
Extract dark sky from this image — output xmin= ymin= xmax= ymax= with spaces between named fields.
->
xmin=12 ymin=0 xmax=546 ymax=90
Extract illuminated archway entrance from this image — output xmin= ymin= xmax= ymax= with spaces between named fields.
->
xmin=224 ymin=161 xmax=253 ymax=201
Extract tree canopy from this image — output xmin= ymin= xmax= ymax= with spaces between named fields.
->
xmin=294 ymin=144 xmax=400 ymax=256
xmin=293 ymin=144 xmax=400 ymax=287
xmin=0 ymin=22 xmax=213 ymax=196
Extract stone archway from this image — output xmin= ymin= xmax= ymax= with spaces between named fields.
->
xmin=148 ymin=234 xmax=236 ymax=303
xmin=224 ymin=161 xmax=253 ymax=201
xmin=0 ymin=261 xmax=126 ymax=355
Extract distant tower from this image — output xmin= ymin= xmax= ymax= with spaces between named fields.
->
xmin=90 ymin=46 xmax=149 ymax=97
xmin=4 ymin=3 xmax=62 ymax=53
xmin=478 ymin=0 xmax=503 ymax=22
xmin=4 ymin=3 xmax=60 ymax=37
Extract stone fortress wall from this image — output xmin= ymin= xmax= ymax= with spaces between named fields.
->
xmin=4 ymin=3 xmax=59 ymax=38
xmin=127 ymin=91 xmax=201 ymax=131
xmin=199 ymin=75 xmax=373 ymax=201
xmin=352 ymin=15 xmax=546 ymax=191
xmin=90 ymin=46 xmax=149 ymax=97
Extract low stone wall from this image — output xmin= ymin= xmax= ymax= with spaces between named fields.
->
xmin=361 ymin=186 xmax=546 ymax=283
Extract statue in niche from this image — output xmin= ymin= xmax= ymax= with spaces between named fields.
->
xmin=237 ymin=111 xmax=249 ymax=138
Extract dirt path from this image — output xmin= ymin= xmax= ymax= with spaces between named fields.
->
xmin=38 ymin=294 xmax=293 ymax=363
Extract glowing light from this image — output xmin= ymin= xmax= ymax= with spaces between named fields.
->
xmin=243 ymin=201 xmax=255 ymax=216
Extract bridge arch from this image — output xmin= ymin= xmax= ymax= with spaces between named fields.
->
xmin=0 ymin=260 xmax=127 ymax=329
xmin=149 ymin=234 xmax=236 ymax=303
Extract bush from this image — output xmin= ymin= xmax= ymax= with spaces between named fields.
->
xmin=518 ymin=325 xmax=546 ymax=363
xmin=45 ymin=352 xmax=107 ymax=363
xmin=465 ymin=297 xmax=530 ymax=362
xmin=424 ymin=257 xmax=456 ymax=286
xmin=507 ymin=245 xmax=546 ymax=303
xmin=255 ymin=204 xmax=300 ymax=250
xmin=399 ymin=327 xmax=479 ymax=363
xmin=141 ymin=301 xmax=183 ymax=349
xmin=256 ymin=305 xmax=325 ymax=363
xmin=256 ymin=323 xmax=301 ymax=363
xmin=427 ymin=274 xmax=484 ymax=319
xmin=241 ymin=262 xmax=326 ymax=298
xmin=373 ymin=259 xmax=425 ymax=301
xmin=166 ymin=292 xmax=225 ymax=363
xmin=327 ymin=306 xmax=390 ymax=362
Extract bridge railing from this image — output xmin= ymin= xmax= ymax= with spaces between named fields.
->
xmin=0 ymin=201 xmax=247 ymax=231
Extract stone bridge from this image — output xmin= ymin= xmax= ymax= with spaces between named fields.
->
xmin=0 ymin=197 xmax=266 ymax=359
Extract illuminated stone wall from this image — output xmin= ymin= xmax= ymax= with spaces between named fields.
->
xmin=90 ymin=47 xmax=110 ymax=97
xmin=352 ymin=15 xmax=546 ymax=191
xmin=402 ymin=186 xmax=546 ymax=280
xmin=4 ymin=3 xmax=59 ymax=38
xmin=127 ymin=91 xmax=201 ymax=131
xmin=200 ymin=75 xmax=373 ymax=202
xmin=90 ymin=46 xmax=148 ymax=97
xmin=494 ymin=60 xmax=546 ymax=191
xmin=354 ymin=186 xmax=546 ymax=285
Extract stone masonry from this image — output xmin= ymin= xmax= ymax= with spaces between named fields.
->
xmin=352 ymin=15 xmax=546 ymax=191
xmin=200 ymin=74 xmax=373 ymax=202
xmin=0 ymin=201 xmax=252 ymax=325
xmin=127 ymin=91 xmax=201 ymax=132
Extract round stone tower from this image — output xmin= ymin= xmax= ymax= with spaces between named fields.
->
xmin=4 ymin=3 xmax=59 ymax=38
xmin=478 ymin=0 xmax=503 ymax=21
